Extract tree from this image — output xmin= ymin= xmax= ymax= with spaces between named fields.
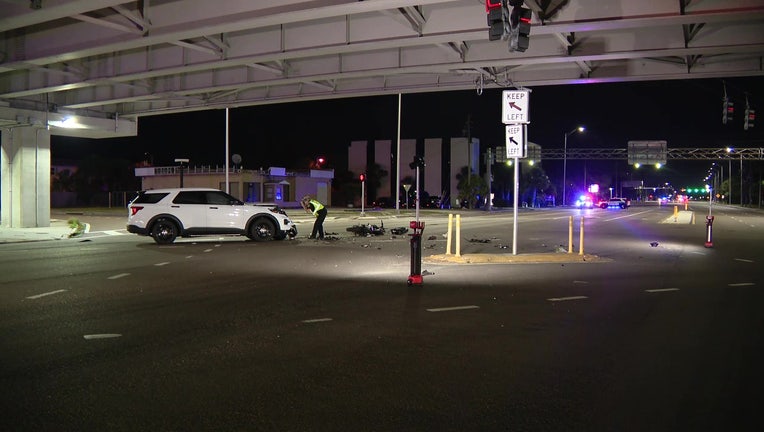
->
xmin=520 ymin=165 xmax=553 ymax=207
xmin=455 ymin=166 xmax=488 ymax=208
xmin=365 ymin=163 xmax=388 ymax=201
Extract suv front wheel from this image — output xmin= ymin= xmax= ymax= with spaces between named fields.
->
xmin=249 ymin=218 xmax=276 ymax=242
xmin=151 ymin=218 xmax=179 ymax=244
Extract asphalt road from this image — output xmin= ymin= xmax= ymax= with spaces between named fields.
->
xmin=1 ymin=203 xmax=762 ymax=431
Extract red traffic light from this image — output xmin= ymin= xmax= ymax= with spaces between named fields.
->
xmin=485 ymin=0 xmax=502 ymax=11
xmin=359 ymin=174 xmax=366 ymax=182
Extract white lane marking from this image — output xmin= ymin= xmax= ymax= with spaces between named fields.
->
xmin=734 ymin=258 xmax=754 ymax=263
xmin=83 ymin=334 xmax=122 ymax=340
xmin=186 ymin=256 xmax=193 ymax=259
xmin=646 ymin=288 xmax=680 ymax=293
xmin=426 ymin=305 xmax=480 ymax=312
xmin=154 ymin=262 xmax=171 ymax=266
xmin=547 ymin=296 xmax=588 ymax=302
xmin=203 ymin=249 xmax=213 ymax=253
xmin=604 ymin=210 xmax=652 ymax=222
xmin=302 ymin=318 xmax=333 ymax=323
xmin=690 ymin=251 xmax=706 ymax=255
xmin=103 ymin=230 xmax=124 ymax=236
xmin=107 ymin=273 xmax=130 ymax=280
xmin=573 ymin=280 xmax=589 ymax=284
xmin=26 ymin=289 xmax=67 ymax=299
xmin=215 ymin=244 xmax=222 ymax=248
xmin=729 ymin=282 xmax=755 ymax=287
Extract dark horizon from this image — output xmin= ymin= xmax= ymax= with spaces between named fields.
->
xmin=52 ymin=76 xmax=764 ymax=191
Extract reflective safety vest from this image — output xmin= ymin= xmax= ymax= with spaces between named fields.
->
xmin=309 ymin=199 xmax=324 ymax=216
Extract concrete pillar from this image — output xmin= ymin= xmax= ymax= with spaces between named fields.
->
xmin=1 ymin=127 xmax=51 ymax=228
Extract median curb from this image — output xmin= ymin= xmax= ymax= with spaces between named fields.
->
xmin=425 ymin=252 xmax=611 ymax=265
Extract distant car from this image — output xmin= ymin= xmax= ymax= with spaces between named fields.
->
xmin=424 ymin=196 xmax=450 ymax=209
xmin=576 ymin=196 xmax=594 ymax=209
xmin=372 ymin=197 xmax=395 ymax=208
xmin=602 ymin=197 xmax=630 ymax=209
xmin=127 ymin=188 xmax=297 ymax=244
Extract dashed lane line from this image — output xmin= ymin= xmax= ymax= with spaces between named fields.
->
xmin=302 ymin=318 xmax=333 ymax=323
xmin=646 ymin=288 xmax=680 ymax=293
xmin=26 ymin=289 xmax=67 ymax=299
xmin=83 ymin=334 xmax=122 ymax=340
xmin=547 ymin=296 xmax=588 ymax=302
xmin=426 ymin=305 xmax=480 ymax=312
xmin=107 ymin=273 xmax=130 ymax=280
xmin=729 ymin=282 xmax=755 ymax=287
xmin=154 ymin=262 xmax=171 ymax=266
xmin=735 ymin=258 xmax=754 ymax=263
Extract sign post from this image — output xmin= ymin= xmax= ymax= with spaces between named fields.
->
xmin=501 ymin=90 xmax=530 ymax=255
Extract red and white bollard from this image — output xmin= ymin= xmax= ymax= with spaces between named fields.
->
xmin=704 ymin=215 xmax=714 ymax=248
xmin=407 ymin=220 xmax=425 ymax=285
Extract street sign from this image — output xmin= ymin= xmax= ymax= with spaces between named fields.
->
xmin=502 ymin=89 xmax=530 ymax=124
xmin=627 ymin=140 xmax=667 ymax=165
xmin=505 ymin=124 xmax=525 ymax=158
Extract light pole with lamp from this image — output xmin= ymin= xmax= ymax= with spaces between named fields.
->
xmin=174 ymin=158 xmax=189 ymax=188
xmin=562 ymin=126 xmax=585 ymax=206
xmin=726 ymin=147 xmax=733 ymax=204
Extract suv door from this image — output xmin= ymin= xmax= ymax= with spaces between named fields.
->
xmin=204 ymin=190 xmax=246 ymax=230
xmin=172 ymin=191 xmax=209 ymax=229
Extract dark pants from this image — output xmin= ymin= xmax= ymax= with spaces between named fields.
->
xmin=310 ymin=208 xmax=327 ymax=239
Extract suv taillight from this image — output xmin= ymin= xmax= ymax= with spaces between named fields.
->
xmin=130 ymin=206 xmax=143 ymax=216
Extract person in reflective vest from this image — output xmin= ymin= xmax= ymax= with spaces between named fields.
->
xmin=301 ymin=195 xmax=327 ymax=240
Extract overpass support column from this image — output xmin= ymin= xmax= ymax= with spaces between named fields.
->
xmin=1 ymin=127 xmax=51 ymax=228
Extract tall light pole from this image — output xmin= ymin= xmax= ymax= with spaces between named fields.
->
xmin=562 ymin=126 xmax=585 ymax=206
xmin=727 ymin=147 xmax=733 ymax=204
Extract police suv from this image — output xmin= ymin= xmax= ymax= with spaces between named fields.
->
xmin=127 ymin=188 xmax=297 ymax=244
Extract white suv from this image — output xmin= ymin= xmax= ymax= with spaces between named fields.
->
xmin=127 ymin=188 xmax=297 ymax=244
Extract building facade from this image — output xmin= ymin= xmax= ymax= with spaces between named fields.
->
xmin=134 ymin=166 xmax=333 ymax=208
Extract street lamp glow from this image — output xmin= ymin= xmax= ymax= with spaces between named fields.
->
xmin=562 ymin=125 xmax=586 ymax=206
xmin=655 ymin=163 xmax=662 ymax=169
xmin=634 ymin=163 xmax=641 ymax=168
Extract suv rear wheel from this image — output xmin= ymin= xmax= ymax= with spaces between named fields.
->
xmin=249 ymin=218 xmax=276 ymax=242
xmin=151 ymin=219 xmax=179 ymax=244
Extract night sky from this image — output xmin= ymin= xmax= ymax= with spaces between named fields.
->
xmin=52 ymin=76 xmax=763 ymax=189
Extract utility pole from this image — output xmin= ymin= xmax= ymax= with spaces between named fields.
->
xmin=463 ymin=114 xmax=473 ymax=186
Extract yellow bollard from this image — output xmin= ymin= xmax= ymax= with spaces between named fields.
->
xmin=579 ymin=216 xmax=585 ymax=256
xmin=455 ymin=214 xmax=462 ymax=257
xmin=674 ymin=204 xmax=678 ymax=222
xmin=568 ymin=216 xmax=573 ymax=254
xmin=445 ymin=213 xmax=453 ymax=255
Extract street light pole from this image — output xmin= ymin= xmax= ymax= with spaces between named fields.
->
xmin=562 ymin=126 xmax=585 ymax=206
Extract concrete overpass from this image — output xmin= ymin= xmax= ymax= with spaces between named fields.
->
xmin=2 ymin=0 xmax=764 ymax=226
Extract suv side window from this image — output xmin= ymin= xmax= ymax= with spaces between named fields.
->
xmin=206 ymin=191 xmax=242 ymax=205
xmin=132 ymin=192 xmax=169 ymax=204
xmin=173 ymin=191 xmax=207 ymax=204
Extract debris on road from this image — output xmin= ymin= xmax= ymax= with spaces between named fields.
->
xmin=346 ymin=221 xmax=385 ymax=236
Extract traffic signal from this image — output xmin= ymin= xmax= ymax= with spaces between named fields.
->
xmin=744 ymin=108 xmax=755 ymax=130
xmin=508 ymin=5 xmax=532 ymax=52
xmin=722 ymin=98 xmax=734 ymax=124
xmin=486 ymin=0 xmax=504 ymax=41
xmin=359 ymin=173 xmax=366 ymax=182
